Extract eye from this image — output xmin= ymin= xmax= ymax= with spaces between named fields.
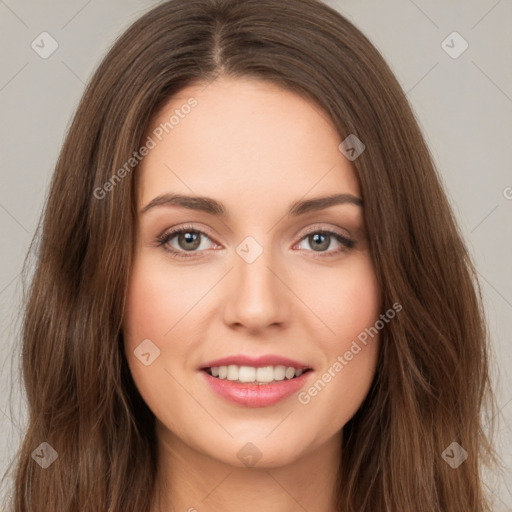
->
xmin=294 ymin=228 xmax=355 ymax=258
xmin=155 ymin=225 xmax=217 ymax=260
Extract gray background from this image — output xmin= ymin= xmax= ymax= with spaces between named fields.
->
xmin=1 ymin=0 xmax=511 ymax=508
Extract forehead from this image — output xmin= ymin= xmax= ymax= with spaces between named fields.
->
xmin=137 ymin=76 xmax=361 ymax=213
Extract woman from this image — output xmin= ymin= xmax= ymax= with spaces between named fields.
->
xmin=3 ymin=0 xmax=499 ymax=510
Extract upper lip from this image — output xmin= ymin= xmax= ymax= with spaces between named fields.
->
xmin=200 ymin=355 xmax=312 ymax=370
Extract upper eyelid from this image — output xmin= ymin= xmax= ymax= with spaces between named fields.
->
xmin=299 ymin=224 xmax=351 ymax=238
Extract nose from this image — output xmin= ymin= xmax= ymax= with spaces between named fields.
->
xmin=222 ymin=247 xmax=290 ymax=332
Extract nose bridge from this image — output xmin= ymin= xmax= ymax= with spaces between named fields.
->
xmin=224 ymin=236 xmax=287 ymax=329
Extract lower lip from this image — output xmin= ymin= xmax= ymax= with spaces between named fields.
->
xmin=201 ymin=370 xmax=312 ymax=407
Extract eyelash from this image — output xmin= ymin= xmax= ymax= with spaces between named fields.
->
xmin=155 ymin=224 xmax=356 ymax=260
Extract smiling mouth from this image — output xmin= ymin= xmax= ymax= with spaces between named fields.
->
xmin=203 ymin=365 xmax=313 ymax=385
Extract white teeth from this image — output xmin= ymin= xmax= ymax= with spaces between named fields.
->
xmin=238 ymin=366 xmax=256 ymax=382
xmin=227 ymin=365 xmax=238 ymax=381
xmin=256 ymin=366 xmax=274 ymax=383
xmin=207 ymin=364 xmax=307 ymax=384
xmin=274 ymin=365 xmax=286 ymax=381
xmin=285 ymin=366 xmax=296 ymax=379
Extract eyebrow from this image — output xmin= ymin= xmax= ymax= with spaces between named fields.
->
xmin=140 ymin=192 xmax=363 ymax=217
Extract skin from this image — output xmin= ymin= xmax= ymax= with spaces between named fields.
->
xmin=123 ymin=76 xmax=381 ymax=512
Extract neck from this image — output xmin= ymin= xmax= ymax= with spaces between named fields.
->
xmin=151 ymin=421 xmax=342 ymax=512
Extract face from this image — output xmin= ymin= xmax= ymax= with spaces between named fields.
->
xmin=123 ymin=76 xmax=381 ymax=468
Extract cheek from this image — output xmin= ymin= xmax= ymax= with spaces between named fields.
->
xmin=328 ymin=255 xmax=381 ymax=373
xmin=123 ymin=255 xmax=209 ymax=344
xmin=295 ymin=256 xmax=381 ymax=429
xmin=307 ymin=255 xmax=381 ymax=342
xmin=122 ymin=258 xmax=189 ymax=416
xmin=122 ymin=255 xmax=222 ymax=414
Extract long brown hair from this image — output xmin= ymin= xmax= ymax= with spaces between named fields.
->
xmin=2 ymin=0 xmax=500 ymax=510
